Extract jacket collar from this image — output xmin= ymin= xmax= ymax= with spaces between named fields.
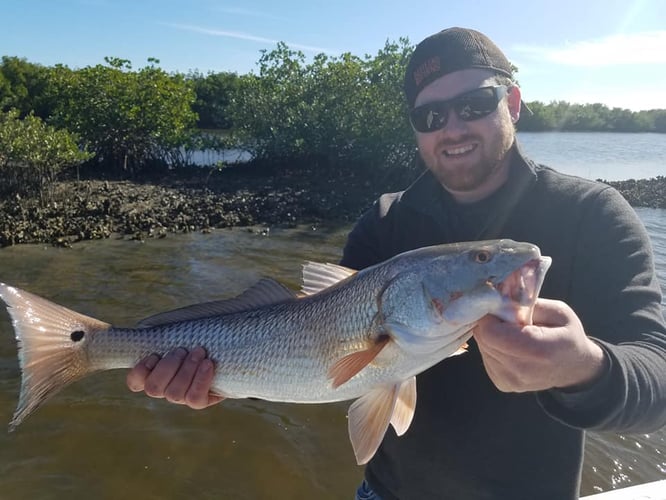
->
xmin=401 ymin=142 xmax=537 ymax=239
xmin=400 ymin=141 xmax=538 ymax=219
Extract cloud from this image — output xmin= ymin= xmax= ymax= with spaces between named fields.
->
xmin=513 ymin=31 xmax=666 ymax=67
xmin=163 ymin=23 xmax=337 ymax=54
xmin=212 ymin=6 xmax=289 ymax=22
xmin=566 ymin=87 xmax=666 ymax=111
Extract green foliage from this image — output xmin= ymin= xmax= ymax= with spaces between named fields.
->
xmin=0 ymin=56 xmax=53 ymax=118
xmin=227 ymin=40 xmax=415 ymax=173
xmin=49 ymin=57 xmax=197 ymax=176
xmin=1 ymin=43 xmax=665 ymax=184
xmin=518 ymin=100 xmax=665 ymax=132
xmin=187 ymin=70 xmax=241 ymax=129
xmin=653 ymin=111 xmax=666 ymax=133
xmin=0 ymin=109 xmax=93 ymax=200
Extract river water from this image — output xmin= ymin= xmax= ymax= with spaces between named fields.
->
xmin=0 ymin=133 xmax=665 ymax=499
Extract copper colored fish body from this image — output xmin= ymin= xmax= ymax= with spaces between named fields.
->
xmin=0 ymin=239 xmax=551 ymax=464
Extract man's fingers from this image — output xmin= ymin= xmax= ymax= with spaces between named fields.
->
xmin=474 ymin=315 xmax=520 ymax=354
xmin=126 ymin=353 xmax=160 ymax=392
xmin=126 ymin=346 xmax=222 ymax=409
xmin=143 ymin=348 xmax=188 ymax=398
xmin=185 ymin=359 xmax=222 ymax=409
xmin=163 ymin=347 xmax=208 ymax=404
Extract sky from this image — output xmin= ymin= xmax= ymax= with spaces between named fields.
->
xmin=3 ymin=0 xmax=666 ymax=111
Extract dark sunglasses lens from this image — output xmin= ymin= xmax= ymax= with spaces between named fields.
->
xmin=454 ymin=88 xmax=500 ymax=121
xmin=410 ymin=102 xmax=451 ymax=133
xmin=410 ymin=86 xmax=506 ymax=133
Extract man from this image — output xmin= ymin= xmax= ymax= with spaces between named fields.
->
xmin=127 ymin=28 xmax=666 ymax=499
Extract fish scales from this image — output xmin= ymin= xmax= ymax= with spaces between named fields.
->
xmin=88 ymin=268 xmax=393 ymax=402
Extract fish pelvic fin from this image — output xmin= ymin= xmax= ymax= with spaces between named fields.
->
xmin=328 ymin=336 xmax=390 ymax=389
xmin=348 ymin=378 xmax=417 ymax=465
xmin=0 ymin=283 xmax=110 ymax=430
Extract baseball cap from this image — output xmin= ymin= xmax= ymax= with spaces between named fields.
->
xmin=404 ymin=27 xmax=515 ymax=108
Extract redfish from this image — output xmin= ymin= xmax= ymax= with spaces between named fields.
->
xmin=0 ymin=239 xmax=550 ymax=464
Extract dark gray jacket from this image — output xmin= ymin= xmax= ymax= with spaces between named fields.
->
xmin=340 ymin=144 xmax=666 ymax=500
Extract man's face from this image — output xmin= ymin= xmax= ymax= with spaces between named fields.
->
xmin=413 ymin=69 xmax=521 ymax=203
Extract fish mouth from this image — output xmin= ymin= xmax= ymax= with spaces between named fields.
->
xmin=495 ymin=256 xmax=552 ymax=325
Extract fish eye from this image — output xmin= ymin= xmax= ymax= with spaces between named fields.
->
xmin=472 ymin=250 xmax=492 ymax=264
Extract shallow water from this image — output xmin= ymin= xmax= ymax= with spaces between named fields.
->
xmin=517 ymin=132 xmax=666 ymax=181
xmin=0 ymin=209 xmax=664 ymax=498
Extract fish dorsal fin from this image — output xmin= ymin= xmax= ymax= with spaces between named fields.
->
xmin=348 ymin=380 xmax=416 ymax=465
xmin=390 ymin=377 xmax=417 ymax=436
xmin=328 ymin=336 xmax=390 ymax=388
xmin=300 ymin=262 xmax=357 ymax=296
xmin=136 ymin=278 xmax=296 ymax=327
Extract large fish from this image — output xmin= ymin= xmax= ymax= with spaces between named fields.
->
xmin=0 ymin=239 xmax=550 ymax=464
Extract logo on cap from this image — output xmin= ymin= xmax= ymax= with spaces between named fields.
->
xmin=413 ymin=56 xmax=441 ymax=87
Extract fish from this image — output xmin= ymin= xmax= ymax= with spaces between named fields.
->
xmin=0 ymin=239 xmax=551 ymax=464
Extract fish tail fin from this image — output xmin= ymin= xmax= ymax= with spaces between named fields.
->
xmin=0 ymin=283 xmax=111 ymax=430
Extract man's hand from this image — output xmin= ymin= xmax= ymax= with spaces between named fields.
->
xmin=474 ymin=298 xmax=608 ymax=393
xmin=126 ymin=346 xmax=224 ymax=409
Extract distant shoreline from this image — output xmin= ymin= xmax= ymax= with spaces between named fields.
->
xmin=0 ymin=170 xmax=664 ymax=248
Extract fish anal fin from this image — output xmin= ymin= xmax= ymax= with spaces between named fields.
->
xmin=390 ymin=377 xmax=416 ymax=436
xmin=328 ymin=336 xmax=389 ymax=389
xmin=348 ymin=383 xmax=403 ymax=465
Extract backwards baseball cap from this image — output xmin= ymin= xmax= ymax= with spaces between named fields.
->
xmin=404 ymin=27 xmax=514 ymax=108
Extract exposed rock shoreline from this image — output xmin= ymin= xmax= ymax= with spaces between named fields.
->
xmin=1 ymin=168 xmax=664 ymax=248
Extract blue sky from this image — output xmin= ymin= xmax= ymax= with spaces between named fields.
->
xmin=3 ymin=0 xmax=665 ymax=110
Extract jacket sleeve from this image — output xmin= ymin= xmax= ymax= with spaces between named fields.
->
xmin=537 ymin=187 xmax=666 ymax=432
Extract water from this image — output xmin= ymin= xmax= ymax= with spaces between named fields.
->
xmin=185 ymin=147 xmax=253 ymax=167
xmin=0 ymin=133 xmax=665 ymax=498
xmin=183 ymin=132 xmax=666 ymax=181
xmin=518 ymin=132 xmax=666 ymax=181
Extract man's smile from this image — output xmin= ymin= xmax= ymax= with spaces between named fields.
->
xmin=442 ymin=143 xmax=477 ymax=157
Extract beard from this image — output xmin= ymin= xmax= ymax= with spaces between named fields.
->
xmin=419 ymin=116 xmax=516 ymax=194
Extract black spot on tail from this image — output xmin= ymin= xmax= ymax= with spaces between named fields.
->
xmin=70 ymin=330 xmax=85 ymax=342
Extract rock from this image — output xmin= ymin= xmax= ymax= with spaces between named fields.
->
xmin=1 ymin=170 xmax=662 ymax=248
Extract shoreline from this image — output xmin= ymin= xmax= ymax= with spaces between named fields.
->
xmin=1 ymin=170 xmax=664 ymax=248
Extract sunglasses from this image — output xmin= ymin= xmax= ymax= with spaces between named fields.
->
xmin=409 ymin=85 xmax=509 ymax=133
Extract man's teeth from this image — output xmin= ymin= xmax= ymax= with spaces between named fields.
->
xmin=444 ymin=144 xmax=475 ymax=156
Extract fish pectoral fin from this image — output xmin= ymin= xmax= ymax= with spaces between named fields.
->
xmin=390 ymin=377 xmax=416 ymax=436
xmin=328 ymin=336 xmax=390 ymax=389
xmin=348 ymin=382 xmax=404 ymax=465
xmin=300 ymin=262 xmax=357 ymax=296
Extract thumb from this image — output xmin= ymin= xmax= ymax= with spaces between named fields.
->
xmin=531 ymin=298 xmax=571 ymax=327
